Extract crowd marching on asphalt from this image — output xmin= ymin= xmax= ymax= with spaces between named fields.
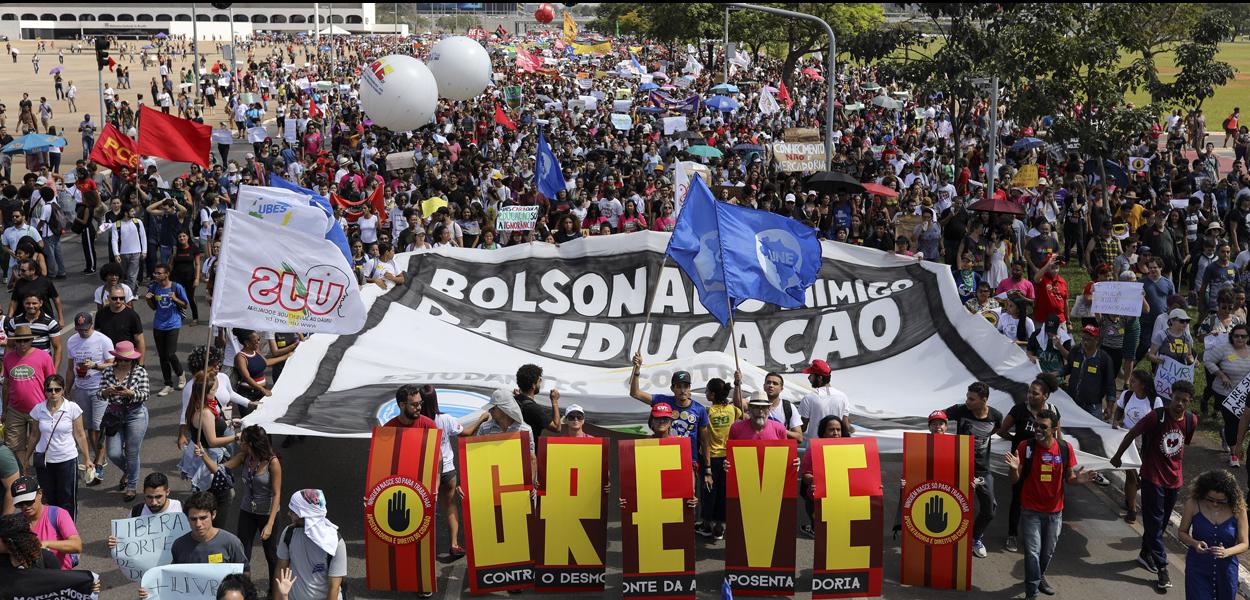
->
xmin=0 ymin=23 xmax=1249 ymax=600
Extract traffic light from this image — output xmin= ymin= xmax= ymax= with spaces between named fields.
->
xmin=94 ymin=38 xmax=109 ymax=71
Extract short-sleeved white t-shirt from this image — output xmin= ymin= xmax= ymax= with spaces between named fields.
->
xmin=31 ymin=400 xmax=84 ymax=463
xmin=798 ymin=385 xmax=851 ymax=441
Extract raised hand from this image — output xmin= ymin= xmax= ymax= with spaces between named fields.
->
xmin=925 ymin=494 xmax=948 ymax=534
xmin=387 ymin=489 xmax=410 ymax=533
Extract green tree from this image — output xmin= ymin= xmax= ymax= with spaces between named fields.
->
xmin=1151 ymin=12 xmax=1236 ymax=112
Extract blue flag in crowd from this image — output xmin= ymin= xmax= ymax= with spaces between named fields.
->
xmin=535 ymin=129 xmax=565 ymax=200
xmin=666 ymin=176 xmax=822 ymax=326
xmin=269 ymin=174 xmax=353 ymax=267
xmin=629 ymin=52 xmax=646 ymax=75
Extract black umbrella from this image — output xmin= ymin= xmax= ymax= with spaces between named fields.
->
xmin=803 ymin=171 xmax=865 ymax=195
xmin=673 ymin=130 xmax=704 ymax=140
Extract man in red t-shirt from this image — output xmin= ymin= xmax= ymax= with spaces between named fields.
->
xmin=1109 ymin=380 xmax=1198 ymax=591
xmin=382 ymin=384 xmax=437 ymax=429
xmin=1005 ymin=409 xmax=1092 ymax=600
xmin=1032 ymin=255 xmax=1068 ymax=324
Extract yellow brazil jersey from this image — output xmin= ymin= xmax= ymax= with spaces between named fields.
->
xmin=707 ymin=403 xmax=743 ymax=458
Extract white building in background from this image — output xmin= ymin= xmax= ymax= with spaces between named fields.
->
xmin=0 ymin=3 xmax=408 ymax=41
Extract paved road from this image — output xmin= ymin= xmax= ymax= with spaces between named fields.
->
xmin=43 ymin=210 xmax=1191 ymax=598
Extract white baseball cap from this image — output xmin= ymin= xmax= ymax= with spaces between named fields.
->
xmin=564 ymin=404 xmax=586 ymax=420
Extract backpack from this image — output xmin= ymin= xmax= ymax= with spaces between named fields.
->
xmin=45 ymin=505 xmax=80 ymax=567
xmin=1018 ymin=437 xmax=1071 ymax=484
xmin=46 ymin=199 xmax=65 ymax=234
xmin=282 ymin=526 xmax=349 ymax=599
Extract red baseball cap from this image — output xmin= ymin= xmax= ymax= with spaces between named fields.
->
xmin=1082 ymin=325 xmax=1101 ymax=338
xmin=928 ymin=410 xmax=948 ymax=423
xmin=803 ymin=359 xmax=832 ymax=377
xmin=650 ymin=404 xmax=674 ymax=419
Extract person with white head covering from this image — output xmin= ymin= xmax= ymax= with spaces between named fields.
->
xmin=463 ymin=387 xmax=537 ymax=474
xmin=276 ymin=489 xmax=347 ymax=600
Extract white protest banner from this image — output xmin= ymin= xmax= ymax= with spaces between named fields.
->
xmin=211 ymin=129 xmax=233 ymax=146
xmin=568 ymin=99 xmax=586 ymax=112
xmin=235 ymin=186 xmax=330 ymax=237
xmin=283 ymin=122 xmax=298 ymax=144
xmin=496 ymin=205 xmax=540 ymax=232
xmin=211 ymin=210 xmax=366 ymax=335
xmin=1223 ymin=368 xmax=1250 ymax=418
xmin=771 ymin=141 xmax=826 ymax=172
xmin=610 ymin=113 xmax=633 ymax=131
xmin=112 ymin=512 xmax=191 ymax=582
xmin=141 ymin=563 xmax=244 ymax=600
xmin=1090 ymin=281 xmax=1144 ymax=317
xmin=672 ymin=161 xmax=710 ymax=219
xmin=576 ymin=78 xmax=592 ymax=90
xmin=295 ymin=77 xmax=311 ymax=90
xmin=579 ymin=95 xmax=599 ymax=110
xmin=246 ymin=126 xmax=268 ymax=144
xmin=1156 ymin=356 xmax=1196 ymax=401
xmin=1170 ymin=198 xmax=1190 ymax=211
xmin=674 ymin=76 xmax=693 ymax=89
xmin=591 ymin=90 xmax=606 ymax=101
xmin=613 ymin=99 xmax=632 ymax=113
xmin=663 ymin=116 xmax=688 ymax=135
xmin=247 ymin=232 xmax=1137 ymax=472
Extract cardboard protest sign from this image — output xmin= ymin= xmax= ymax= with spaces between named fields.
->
xmin=1012 ymin=165 xmax=1039 ymax=188
xmin=460 ymin=432 xmax=535 ymax=594
xmin=772 ymin=141 xmax=827 ymax=172
xmin=1157 ymin=356 xmax=1196 ymax=402
xmin=385 ymin=150 xmax=417 ymax=172
xmin=619 ymin=437 xmax=696 ymax=598
xmin=611 ymin=113 xmax=634 ymax=131
xmin=811 ymin=437 xmax=883 ymax=598
xmin=534 ymin=437 xmax=609 ymax=593
xmin=725 ymin=439 xmax=798 ymax=596
xmin=364 ymin=426 xmax=441 ymax=593
xmin=112 ymin=512 xmax=191 ymax=582
xmin=496 ymin=206 xmax=541 ymax=232
xmin=141 ymin=563 xmax=244 ymax=600
xmin=783 ymin=127 xmax=822 ymax=142
xmin=1090 ymin=281 xmax=1144 ymax=317
xmin=900 ymin=432 xmax=973 ymax=591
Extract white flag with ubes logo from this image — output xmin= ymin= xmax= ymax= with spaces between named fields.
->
xmin=211 ymin=210 xmax=366 ymax=335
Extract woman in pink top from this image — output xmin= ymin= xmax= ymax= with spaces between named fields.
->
xmin=651 ymin=202 xmax=677 ymax=232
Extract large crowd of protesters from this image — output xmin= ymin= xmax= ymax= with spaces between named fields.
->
xmin=0 ymin=22 xmax=1246 ymax=600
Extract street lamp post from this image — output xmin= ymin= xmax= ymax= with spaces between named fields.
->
xmin=725 ymin=3 xmax=836 ymax=170
xmin=972 ymin=76 xmax=1000 ymax=202
xmin=191 ymin=3 xmax=200 ymax=105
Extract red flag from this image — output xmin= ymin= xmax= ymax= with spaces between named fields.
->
xmin=494 ymin=104 xmax=516 ymax=131
xmin=88 ymin=124 xmax=140 ymax=172
xmin=308 ymin=96 xmax=323 ymax=119
xmin=107 ymin=56 xmax=117 ymax=73
xmin=496 ymin=24 xmax=508 ymax=38
xmin=778 ymin=80 xmax=793 ymax=109
xmin=136 ymin=105 xmax=211 ymax=168
xmin=516 ymin=47 xmax=541 ymax=73
xmin=330 ymin=184 xmax=386 ymax=224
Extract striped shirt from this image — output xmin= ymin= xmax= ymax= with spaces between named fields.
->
xmin=5 ymin=312 xmax=59 ymax=354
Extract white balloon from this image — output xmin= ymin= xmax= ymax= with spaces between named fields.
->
xmin=427 ymin=36 xmax=492 ymax=101
xmin=359 ymin=55 xmax=438 ymax=132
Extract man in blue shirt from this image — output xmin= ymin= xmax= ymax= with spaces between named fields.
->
xmin=1139 ymin=257 xmax=1175 ymax=361
xmin=630 ymin=352 xmax=712 ymax=492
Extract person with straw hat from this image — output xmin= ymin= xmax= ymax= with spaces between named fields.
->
xmin=2 ymin=325 xmax=55 ymax=462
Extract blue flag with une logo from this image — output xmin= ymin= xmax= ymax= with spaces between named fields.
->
xmin=665 ymin=176 xmax=822 ymax=325
xmin=535 ymin=128 xmax=565 ymax=200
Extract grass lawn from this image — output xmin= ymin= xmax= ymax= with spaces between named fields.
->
xmin=1121 ymin=41 xmax=1250 ymax=127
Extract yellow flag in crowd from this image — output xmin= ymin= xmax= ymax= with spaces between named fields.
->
xmin=563 ymin=12 xmax=578 ymax=43
xmin=572 ymin=41 xmax=611 ymax=55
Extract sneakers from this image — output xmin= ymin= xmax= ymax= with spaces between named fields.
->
xmin=1136 ymin=551 xmax=1159 ymax=573
xmin=1091 ymin=472 xmax=1111 ymax=486
xmin=972 ymin=539 xmax=988 ymax=558
xmin=799 ymin=524 xmax=816 ymax=538
xmin=1156 ymin=567 xmax=1172 ymax=590
xmin=712 ymin=523 xmax=725 ymax=541
xmin=1038 ymin=579 xmax=1055 ymax=595
xmin=176 ymin=374 xmax=186 ymax=391
xmin=1004 ymin=536 xmax=1018 ymax=552
xmin=1232 ymin=455 xmax=1242 ymax=468
xmin=157 ymin=385 xmax=173 ymax=397
xmin=696 ymin=523 xmax=714 ymax=538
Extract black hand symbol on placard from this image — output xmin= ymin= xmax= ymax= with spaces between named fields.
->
xmin=925 ymin=494 xmax=948 ymax=534
xmin=387 ymin=490 xmax=410 ymax=533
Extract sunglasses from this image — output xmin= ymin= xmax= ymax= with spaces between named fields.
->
xmin=14 ymin=500 xmax=33 ymax=509
xmin=566 ymin=414 xmax=585 ymax=421
xmin=110 ymin=296 xmax=126 ymax=301
xmin=45 ymin=387 xmax=62 ymax=393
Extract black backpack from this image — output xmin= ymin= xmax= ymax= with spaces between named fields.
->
xmin=282 ymin=526 xmax=349 ymax=599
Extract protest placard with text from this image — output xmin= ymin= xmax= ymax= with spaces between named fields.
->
xmin=112 ymin=512 xmax=191 ymax=582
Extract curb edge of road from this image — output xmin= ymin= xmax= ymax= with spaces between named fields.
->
xmin=1099 ymin=470 xmax=1250 ymax=596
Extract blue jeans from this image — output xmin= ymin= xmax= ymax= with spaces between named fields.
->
xmin=42 ymin=232 xmax=64 ymax=277
xmin=1020 ymin=508 xmax=1062 ymax=597
xmin=1141 ymin=479 xmax=1180 ymax=567
xmin=105 ymin=404 xmax=148 ymax=491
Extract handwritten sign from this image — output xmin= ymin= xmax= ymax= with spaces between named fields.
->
xmin=112 ymin=512 xmax=191 ymax=582
xmin=610 ymin=113 xmax=633 ymax=131
xmin=1155 ymin=356 xmax=1195 ymax=401
xmin=1090 ymin=281 xmax=1143 ymax=317
xmin=496 ymin=206 xmax=540 ymax=232
xmin=772 ymin=141 xmax=826 ymax=173
xmin=210 ymin=129 xmax=233 ymax=146
xmin=245 ymin=126 xmax=268 ymax=144
xmin=783 ymin=128 xmax=822 ymax=142
xmin=1012 ymin=165 xmax=1039 ymax=188
xmin=141 ymin=563 xmax=244 ymax=600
